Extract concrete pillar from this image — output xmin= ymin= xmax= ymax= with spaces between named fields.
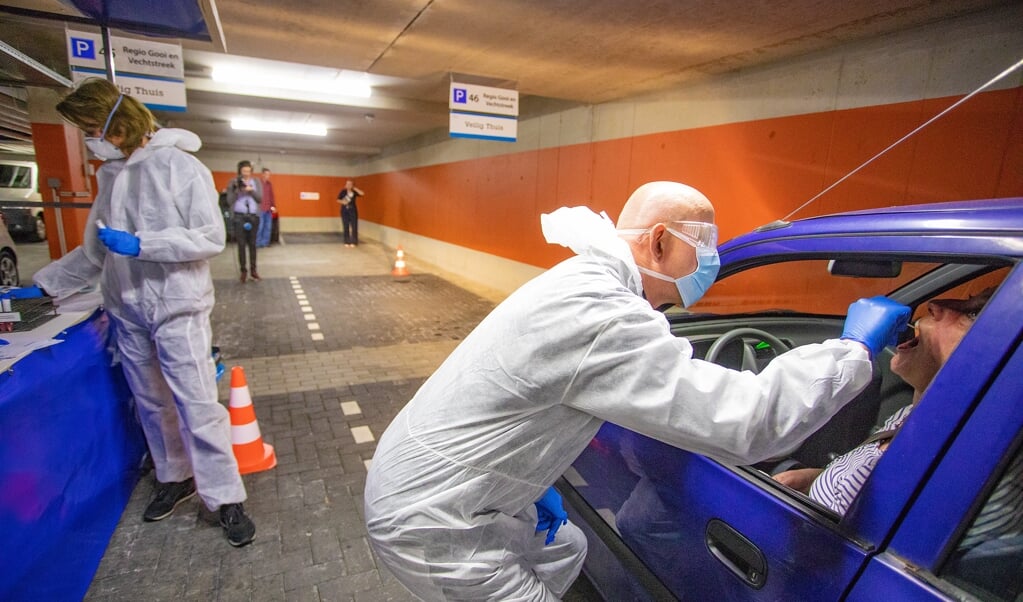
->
xmin=26 ymin=86 xmax=93 ymax=259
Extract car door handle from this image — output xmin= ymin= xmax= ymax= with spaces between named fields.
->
xmin=705 ymin=518 xmax=768 ymax=589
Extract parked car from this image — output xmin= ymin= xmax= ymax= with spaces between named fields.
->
xmin=560 ymin=198 xmax=1023 ymax=602
xmin=0 ymin=212 xmax=20 ymax=286
xmin=0 ymin=160 xmax=46 ymax=242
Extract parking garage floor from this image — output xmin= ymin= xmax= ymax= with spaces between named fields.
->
xmin=18 ymin=235 xmax=600 ymax=601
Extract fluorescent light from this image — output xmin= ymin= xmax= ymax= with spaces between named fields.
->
xmin=231 ymin=119 xmax=327 ymax=137
xmin=212 ymin=66 xmax=372 ymax=98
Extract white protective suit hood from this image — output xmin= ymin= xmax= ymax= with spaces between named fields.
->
xmin=541 ymin=206 xmax=643 ymax=293
xmin=131 ymin=127 xmax=202 ymax=159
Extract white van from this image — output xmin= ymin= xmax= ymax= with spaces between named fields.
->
xmin=0 ymin=160 xmax=45 ymax=241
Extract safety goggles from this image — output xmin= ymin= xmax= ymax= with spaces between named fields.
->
xmin=618 ymin=221 xmax=718 ymax=249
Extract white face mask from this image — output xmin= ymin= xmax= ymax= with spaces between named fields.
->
xmin=85 ymin=94 xmax=125 ymax=161
xmin=84 ymin=137 xmax=125 ymax=160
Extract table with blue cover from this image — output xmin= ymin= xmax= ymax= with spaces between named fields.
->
xmin=0 ymin=309 xmax=145 ymax=601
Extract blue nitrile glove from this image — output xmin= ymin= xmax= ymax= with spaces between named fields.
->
xmin=841 ymin=296 xmax=911 ymax=357
xmin=534 ymin=487 xmax=569 ymax=546
xmin=243 ymin=222 xmax=253 ymax=231
xmin=97 ymin=227 xmax=141 ymax=257
xmin=1 ymin=285 xmax=45 ymax=299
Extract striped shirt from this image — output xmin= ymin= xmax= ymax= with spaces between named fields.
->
xmin=810 ymin=405 xmax=1023 ymax=551
xmin=809 ymin=405 xmax=912 ymax=515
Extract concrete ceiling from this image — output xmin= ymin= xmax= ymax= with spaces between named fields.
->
xmin=0 ymin=0 xmax=1010 ymax=160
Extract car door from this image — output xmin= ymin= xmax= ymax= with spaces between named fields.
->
xmin=564 ymin=265 xmax=1022 ymax=601
xmin=846 ymin=270 xmax=1023 ymax=601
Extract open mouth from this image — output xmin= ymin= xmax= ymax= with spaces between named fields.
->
xmin=895 ymin=320 xmax=920 ymax=351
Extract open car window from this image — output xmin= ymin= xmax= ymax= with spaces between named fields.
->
xmin=685 ymin=261 xmax=1012 ymax=521
xmin=694 ymin=259 xmax=941 ymax=315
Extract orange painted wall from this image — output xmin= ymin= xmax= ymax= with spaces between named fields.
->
xmin=210 ymin=172 xmax=349 ymax=219
xmin=357 ymin=87 xmax=1023 ymax=269
xmin=30 ymin=122 xmax=94 ymax=255
xmin=210 ymin=87 xmax=1022 ymax=271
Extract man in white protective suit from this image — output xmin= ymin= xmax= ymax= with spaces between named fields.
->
xmin=26 ymin=78 xmax=255 ymax=547
xmin=364 ymin=181 xmax=910 ymax=599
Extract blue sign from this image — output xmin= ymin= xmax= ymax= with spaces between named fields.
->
xmin=452 ymin=87 xmax=467 ymax=104
xmin=70 ymin=37 xmax=95 ymax=60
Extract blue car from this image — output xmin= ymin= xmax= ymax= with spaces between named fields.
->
xmin=562 ymin=198 xmax=1023 ymax=601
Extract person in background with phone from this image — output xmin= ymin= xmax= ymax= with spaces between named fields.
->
xmin=226 ymin=160 xmax=262 ymax=282
xmin=336 ymin=179 xmax=364 ymax=248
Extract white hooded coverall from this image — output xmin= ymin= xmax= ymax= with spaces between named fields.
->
xmin=364 ymin=209 xmax=873 ymax=600
xmin=34 ymin=128 xmax=245 ymax=509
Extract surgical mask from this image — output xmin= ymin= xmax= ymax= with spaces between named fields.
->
xmin=84 ymin=94 xmax=125 ymax=161
xmin=84 ymin=137 xmax=124 ymax=160
xmin=619 ymin=221 xmax=721 ymax=308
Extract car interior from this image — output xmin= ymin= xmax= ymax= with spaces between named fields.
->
xmin=670 ymin=260 xmax=1012 ymax=505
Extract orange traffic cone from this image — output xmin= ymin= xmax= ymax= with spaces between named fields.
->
xmin=228 ymin=366 xmax=277 ymax=474
xmin=391 ymin=246 xmax=411 ymax=281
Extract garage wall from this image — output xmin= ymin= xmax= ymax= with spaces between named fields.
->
xmin=217 ymin=5 xmax=1023 ymax=295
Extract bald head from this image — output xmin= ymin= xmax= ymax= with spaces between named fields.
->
xmin=618 ymin=182 xmax=715 ymax=229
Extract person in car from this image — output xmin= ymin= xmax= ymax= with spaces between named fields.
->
xmin=364 ymin=181 xmax=910 ymax=601
xmin=774 ymin=287 xmax=1021 ymax=543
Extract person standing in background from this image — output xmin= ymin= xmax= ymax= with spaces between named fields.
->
xmin=226 ymin=160 xmax=262 ymax=282
xmin=256 ymin=168 xmax=276 ymax=248
xmin=336 ymin=179 xmax=364 ymax=247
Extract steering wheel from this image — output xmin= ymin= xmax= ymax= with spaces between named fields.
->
xmin=704 ymin=328 xmax=792 ymax=373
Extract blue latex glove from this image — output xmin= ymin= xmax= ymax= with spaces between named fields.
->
xmin=841 ymin=296 xmax=911 ymax=357
xmin=534 ymin=487 xmax=569 ymax=545
xmin=243 ymin=222 xmax=253 ymax=231
xmin=97 ymin=227 xmax=141 ymax=257
xmin=1 ymin=285 xmax=44 ymax=299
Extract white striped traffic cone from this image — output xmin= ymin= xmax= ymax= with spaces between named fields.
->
xmin=228 ymin=366 xmax=277 ymax=474
xmin=391 ymin=246 xmax=411 ymax=281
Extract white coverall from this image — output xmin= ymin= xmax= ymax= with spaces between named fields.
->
xmin=364 ymin=209 xmax=873 ymax=600
xmin=34 ymin=129 xmax=245 ymax=510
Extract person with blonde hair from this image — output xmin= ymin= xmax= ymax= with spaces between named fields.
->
xmin=30 ymin=77 xmax=255 ymax=547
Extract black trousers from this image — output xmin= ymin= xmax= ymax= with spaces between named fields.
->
xmin=233 ymin=213 xmax=259 ymax=272
xmin=341 ymin=207 xmax=358 ymax=244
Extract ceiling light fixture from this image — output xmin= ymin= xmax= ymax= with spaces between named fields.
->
xmin=212 ymin=66 xmax=372 ymax=98
xmin=231 ymin=119 xmax=328 ymax=137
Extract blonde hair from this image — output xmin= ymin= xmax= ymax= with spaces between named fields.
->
xmin=56 ymin=78 xmax=157 ymax=156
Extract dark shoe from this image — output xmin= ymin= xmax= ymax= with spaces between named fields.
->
xmin=143 ymin=478 xmax=196 ymax=521
xmin=250 ymin=271 xmax=261 ymax=281
xmin=239 ymin=270 xmax=247 ymax=283
xmin=219 ymin=503 xmax=255 ymax=547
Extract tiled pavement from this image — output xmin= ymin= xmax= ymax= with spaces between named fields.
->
xmin=82 ymin=234 xmax=603 ymax=601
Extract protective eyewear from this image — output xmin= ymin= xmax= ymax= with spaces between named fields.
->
xmin=618 ymin=221 xmax=718 ymax=249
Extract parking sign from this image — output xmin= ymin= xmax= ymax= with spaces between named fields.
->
xmin=70 ymin=37 xmax=95 ymax=60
